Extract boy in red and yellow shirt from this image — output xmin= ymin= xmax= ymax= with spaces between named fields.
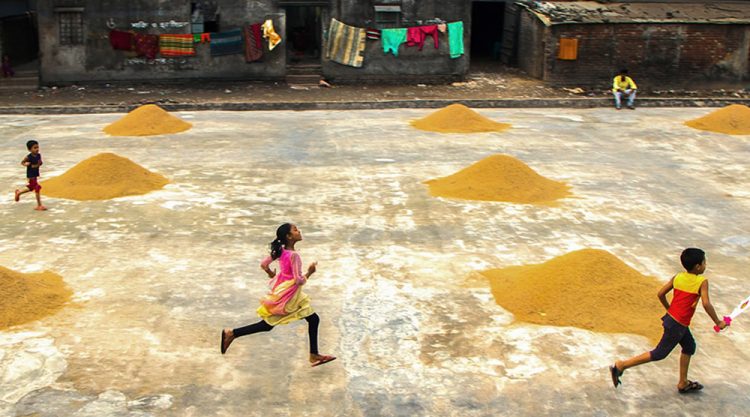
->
xmin=610 ymin=248 xmax=727 ymax=393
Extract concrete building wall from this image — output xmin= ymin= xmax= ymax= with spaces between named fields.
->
xmin=37 ymin=0 xmax=287 ymax=84
xmin=543 ymin=23 xmax=750 ymax=86
xmin=37 ymin=0 xmax=471 ymax=85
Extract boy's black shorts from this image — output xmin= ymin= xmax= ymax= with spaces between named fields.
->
xmin=650 ymin=314 xmax=696 ymax=361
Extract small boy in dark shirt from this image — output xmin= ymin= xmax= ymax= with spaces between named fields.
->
xmin=14 ymin=140 xmax=47 ymax=211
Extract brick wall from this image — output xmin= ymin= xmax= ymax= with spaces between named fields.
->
xmin=540 ymin=23 xmax=750 ymax=87
xmin=517 ymin=10 xmax=545 ymax=79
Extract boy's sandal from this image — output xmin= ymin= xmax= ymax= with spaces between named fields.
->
xmin=220 ymin=330 xmax=233 ymax=355
xmin=34 ymin=205 xmax=47 ymax=211
xmin=678 ymin=380 xmax=703 ymax=394
xmin=609 ymin=365 xmax=623 ymax=388
xmin=14 ymin=189 xmax=20 ymax=202
xmin=311 ymin=355 xmax=336 ymax=367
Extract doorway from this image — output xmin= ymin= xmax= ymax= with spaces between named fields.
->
xmin=1 ymin=12 xmax=39 ymax=66
xmin=285 ymin=6 xmax=322 ymax=65
xmin=470 ymin=1 xmax=506 ymax=70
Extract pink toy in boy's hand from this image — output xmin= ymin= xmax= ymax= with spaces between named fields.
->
xmin=714 ymin=296 xmax=750 ymax=332
xmin=714 ymin=316 xmax=732 ymax=332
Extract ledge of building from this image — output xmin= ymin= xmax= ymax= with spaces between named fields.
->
xmin=0 ymin=98 xmax=749 ymax=114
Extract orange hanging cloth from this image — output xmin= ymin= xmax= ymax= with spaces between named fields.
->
xmin=262 ymin=19 xmax=282 ymax=50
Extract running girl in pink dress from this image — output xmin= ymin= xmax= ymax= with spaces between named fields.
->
xmin=220 ymin=223 xmax=336 ymax=367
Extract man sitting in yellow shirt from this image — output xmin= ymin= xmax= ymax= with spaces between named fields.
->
xmin=612 ymin=69 xmax=637 ymax=110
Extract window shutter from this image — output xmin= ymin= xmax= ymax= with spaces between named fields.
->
xmin=558 ymin=38 xmax=578 ymax=60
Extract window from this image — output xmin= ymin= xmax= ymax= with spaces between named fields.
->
xmin=190 ymin=2 xmax=204 ymax=33
xmin=374 ymin=5 xmax=401 ymax=28
xmin=191 ymin=1 xmax=219 ymax=33
xmin=56 ymin=8 xmax=84 ymax=45
xmin=558 ymin=38 xmax=578 ymax=60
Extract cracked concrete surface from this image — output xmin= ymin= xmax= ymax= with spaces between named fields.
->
xmin=1 ymin=108 xmax=749 ymax=416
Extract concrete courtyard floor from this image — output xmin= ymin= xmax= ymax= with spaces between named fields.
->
xmin=1 ymin=108 xmax=749 ymax=417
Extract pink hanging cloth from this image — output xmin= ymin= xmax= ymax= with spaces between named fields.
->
xmin=406 ymin=25 xmax=439 ymax=51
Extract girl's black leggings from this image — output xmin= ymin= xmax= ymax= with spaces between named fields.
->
xmin=232 ymin=313 xmax=320 ymax=354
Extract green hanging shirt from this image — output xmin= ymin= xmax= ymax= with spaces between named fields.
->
xmin=448 ymin=21 xmax=464 ymax=59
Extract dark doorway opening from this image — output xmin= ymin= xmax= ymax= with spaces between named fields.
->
xmin=285 ymin=6 xmax=322 ymax=65
xmin=470 ymin=1 xmax=505 ymax=70
xmin=1 ymin=12 xmax=38 ymax=66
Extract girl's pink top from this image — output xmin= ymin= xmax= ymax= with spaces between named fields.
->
xmin=259 ymin=249 xmax=307 ymax=314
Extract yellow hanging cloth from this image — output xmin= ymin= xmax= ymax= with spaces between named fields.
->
xmin=262 ymin=19 xmax=282 ymax=50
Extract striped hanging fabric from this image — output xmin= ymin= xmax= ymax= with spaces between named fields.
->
xmin=365 ymin=27 xmax=381 ymax=40
xmin=325 ymin=18 xmax=366 ymax=68
xmin=159 ymin=34 xmax=195 ymax=56
xmin=244 ymin=23 xmax=264 ymax=62
xmin=210 ymin=29 xmax=243 ymax=56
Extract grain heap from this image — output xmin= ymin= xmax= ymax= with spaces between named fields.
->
xmin=481 ymin=249 xmax=663 ymax=342
xmin=103 ymin=104 xmax=192 ymax=136
xmin=43 ymin=152 xmax=169 ymax=200
xmin=424 ymin=154 xmax=571 ymax=204
xmin=411 ymin=104 xmax=511 ymax=133
xmin=684 ymin=104 xmax=750 ymax=135
xmin=1 ymin=266 xmax=72 ymax=330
